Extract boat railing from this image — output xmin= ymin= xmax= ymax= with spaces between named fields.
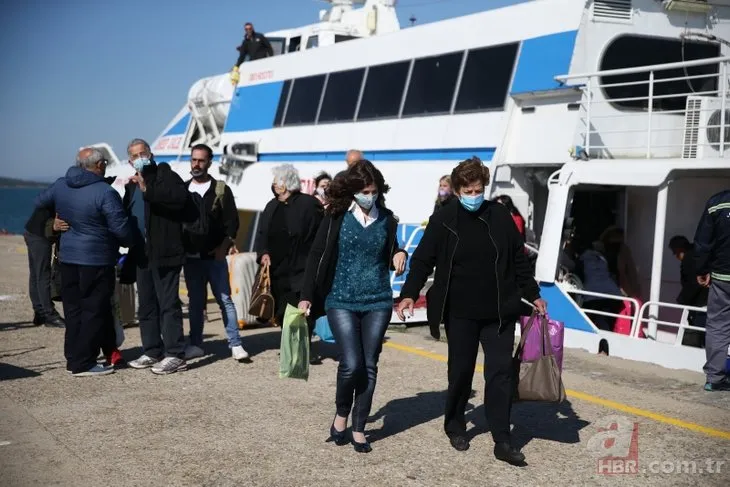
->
xmin=565 ymin=289 xmax=640 ymax=331
xmin=555 ymin=56 xmax=730 ymax=159
xmin=634 ymin=301 xmax=707 ymax=345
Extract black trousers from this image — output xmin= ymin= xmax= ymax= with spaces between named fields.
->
xmin=444 ymin=317 xmax=515 ymax=444
xmin=137 ymin=265 xmax=185 ymax=359
xmin=24 ymin=232 xmax=60 ymax=321
xmin=60 ymin=263 xmax=115 ymax=373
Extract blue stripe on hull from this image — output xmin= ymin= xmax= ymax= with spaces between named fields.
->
xmin=153 ymin=147 xmax=495 ymax=164
xmin=538 ymin=282 xmax=597 ymax=333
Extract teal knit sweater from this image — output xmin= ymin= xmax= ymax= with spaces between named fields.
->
xmin=325 ymin=211 xmax=393 ymax=312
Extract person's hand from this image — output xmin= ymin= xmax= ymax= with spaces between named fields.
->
xmin=298 ymin=300 xmax=311 ymax=316
xmin=53 ymin=215 xmax=69 ymax=232
xmin=533 ymin=298 xmax=548 ymax=315
xmin=129 ymin=173 xmax=146 ymax=192
xmin=697 ymin=274 xmax=711 ymax=287
xmin=396 ymin=298 xmax=415 ymax=321
xmin=228 ymin=244 xmax=238 ymax=255
xmin=392 ymin=252 xmax=407 ymax=276
xmin=260 ymin=254 xmax=271 ymax=266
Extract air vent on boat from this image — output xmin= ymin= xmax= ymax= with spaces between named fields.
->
xmin=681 ymin=96 xmax=730 ymax=159
xmin=592 ymin=0 xmax=633 ymax=21
xmin=662 ymin=0 xmax=711 ymax=14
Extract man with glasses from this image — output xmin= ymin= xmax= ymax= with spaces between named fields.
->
xmin=34 ymin=148 xmax=132 ymax=377
xmin=122 ymin=138 xmax=190 ymax=375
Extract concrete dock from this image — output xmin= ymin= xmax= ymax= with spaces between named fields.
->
xmin=0 ymin=234 xmax=729 ymax=486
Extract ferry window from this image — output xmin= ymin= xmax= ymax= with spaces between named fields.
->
xmin=268 ymin=37 xmax=286 ymax=56
xmin=403 ymin=52 xmax=463 ymax=116
xmin=600 ymin=35 xmax=720 ymax=112
xmin=335 ymin=35 xmax=357 ymax=43
xmin=273 ymin=79 xmax=292 ymax=127
xmin=454 ymin=43 xmax=519 ymax=113
xmin=306 ymin=35 xmax=319 ymax=49
xmin=318 ymin=68 xmax=365 ymax=123
xmin=283 ymin=74 xmax=326 ymax=126
xmin=357 ymin=61 xmax=410 ymax=120
xmin=288 ymin=36 xmax=301 ymax=53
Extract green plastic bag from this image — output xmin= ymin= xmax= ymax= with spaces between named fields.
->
xmin=279 ymin=304 xmax=310 ymax=380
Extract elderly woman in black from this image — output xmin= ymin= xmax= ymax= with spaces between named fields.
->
xmin=396 ymin=157 xmax=547 ymax=466
xmin=299 ymin=160 xmax=407 ymax=453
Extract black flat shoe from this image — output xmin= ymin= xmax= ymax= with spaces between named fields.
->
xmin=494 ymin=442 xmax=526 ymax=466
xmin=449 ymin=435 xmax=470 ymax=451
xmin=310 ymin=355 xmax=323 ymax=365
xmin=329 ymin=417 xmax=348 ymax=446
xmin=44 ymin=317 xmax=65 ymax=328
xmin=352 ymin=438 xmax=372 ymax=453
xmin=32 ymin=313 xmax=44 ymax=326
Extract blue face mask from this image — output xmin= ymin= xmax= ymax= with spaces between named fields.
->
xmin=133 ymin=157 xmax=151 ymax=173
xmin=459 ymin=193 xmax=484 ymax=212
xmin=354 ymin=192 xmax=377 ymax=210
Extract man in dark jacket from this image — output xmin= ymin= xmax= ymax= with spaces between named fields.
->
xmin=182 ymin=144 xmax=248 ymax=362
xmin=123 ymin=138 xmax=190 ymax=375
xmin=255 ymin=164 xmax=323 ymax=362
xmin=235 ymin=22 xmax=274 ymax=65
xmin=669 ymin=235 xmax=708 ymax=348
xmin=35 ymin=148 xmax=132 ymax=377
xmin=23 ymin=204 xmax=66 ymax=328
xmin=693 ymin=190 xmax=730 ymax=391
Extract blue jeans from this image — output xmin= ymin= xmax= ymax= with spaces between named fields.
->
xmin=184 ymin=258 xmax=241 ymax=348
xmin=327 ymin=308 xmax=391 ymax=432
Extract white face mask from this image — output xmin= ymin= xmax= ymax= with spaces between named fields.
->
xmin=316 ymin=187 xmax=326 ymax=198
xmin=354 ymin=192 xmax=377 ymax=210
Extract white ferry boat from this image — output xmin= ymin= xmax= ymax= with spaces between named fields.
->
xmin=101 ymin=0 xmax=730 ymax=373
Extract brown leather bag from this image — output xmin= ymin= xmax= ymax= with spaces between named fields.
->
xmin=513 ymin=315 xmax=566 ymax=403
xmin=248 ymin=263 xmax=275 ymax=321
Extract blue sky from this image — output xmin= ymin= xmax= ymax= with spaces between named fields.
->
xmin=0 ymin=0 xmax=526 ymax=181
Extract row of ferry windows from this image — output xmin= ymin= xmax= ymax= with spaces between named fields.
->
xmin=273 ymin=42 xmax=519 ymax=127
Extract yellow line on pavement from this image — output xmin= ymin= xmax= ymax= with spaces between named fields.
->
xmin=383 ymin=341 xmax=730 ymax=441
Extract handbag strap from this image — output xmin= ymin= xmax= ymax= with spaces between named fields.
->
xmin=515 ymin=311 xmax=553 ymax=359
xmin=260 ymin=262 xmax=271 ymax=289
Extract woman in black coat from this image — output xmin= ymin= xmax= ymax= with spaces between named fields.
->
xmin=396 ymin=157 xmax=547 ymax=466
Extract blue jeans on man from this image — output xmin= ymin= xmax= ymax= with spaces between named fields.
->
xmin=184 ymin=258 xmax=242 ymax=348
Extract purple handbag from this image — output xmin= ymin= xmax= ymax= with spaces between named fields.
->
xmin=519 ymin=313 xmax=565 ymax=372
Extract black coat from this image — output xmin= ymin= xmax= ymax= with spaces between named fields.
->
xmin=400 ymin=200 xmax=540 ymax=339
xmin=255 ymin=192 xmax=323 ymax=292
xmin=121 ymin=162 xmax=189 ymax=276
xmin=183 ymin=177 xmax=239 ymax=259
xmin=300 ymin=206 xmax=407 ymax=320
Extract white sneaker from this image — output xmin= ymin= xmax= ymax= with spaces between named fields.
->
xmin=184 ymin=345 xmax=205 ymax=360
xmin=231 ymin=345 xmax=250 ymax=361
xmin=129 ymin=355 xmax=159 ymax=369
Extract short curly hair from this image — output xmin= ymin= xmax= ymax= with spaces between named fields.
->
xmin=450 ymin=157 xmax=490 ymax=192
xmin=271 ymin=164 xmax=301 ymax=192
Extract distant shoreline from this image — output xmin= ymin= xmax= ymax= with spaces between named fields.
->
xmin=0 ymin=178 xmax=49 ymax=189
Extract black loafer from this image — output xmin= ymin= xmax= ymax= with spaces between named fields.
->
xmin=494 ymin=442 xmax=526 ymax=466
xmin=32 ymin=313 xmax=44 ymax=326
xmin=449 ymin=435 xmax=470 ymax=451
xmin=44 ymin=317 xmax=65 ymax=328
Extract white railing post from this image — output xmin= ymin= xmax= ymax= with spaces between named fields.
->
xmin=585 ymin=77 xmax=592 ymax=156
xmin=720 ymin=61 xmax=727 ymax=157
xmin=646 ymin=70 xmax=654 ymax=158
xmin=648 ymin=182 xmax=669 ymax=339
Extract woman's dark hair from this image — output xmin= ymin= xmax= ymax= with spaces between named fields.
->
xmin=327 ymin=159 xmax=390 ymax=216
xmin=494 ymin=194 xmax=523 ymax=219
xmin=450 ymin=157 xmax=490 ymax=193
xmin=314 ymin=171 xmax=332 ymax=187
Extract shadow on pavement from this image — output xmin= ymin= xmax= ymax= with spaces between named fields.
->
xmin=0 ymin=362 xmax=42 ymax=380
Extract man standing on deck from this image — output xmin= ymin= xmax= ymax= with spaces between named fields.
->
xmin=230 ymin=22 xmax=274 ymax=85
xmin=693 ymin=189 xmax=730 ymax=391
xmin=122 ymin=138 xmax=190 ymax=375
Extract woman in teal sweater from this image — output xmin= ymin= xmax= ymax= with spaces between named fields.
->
xmin=299 ymin=160 xmax=407 ymax=453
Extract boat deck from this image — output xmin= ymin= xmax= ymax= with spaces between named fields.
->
xmin=0 ymin=235 xmax=728 ymax=486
